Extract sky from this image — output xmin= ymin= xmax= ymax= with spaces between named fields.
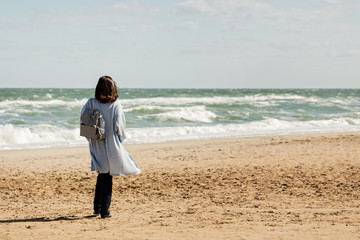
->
xmin=0 ymin=0 xmax=359 ymax=88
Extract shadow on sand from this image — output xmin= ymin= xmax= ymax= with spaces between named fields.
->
xmin=0 ymin=214 xmax=98 ymax=223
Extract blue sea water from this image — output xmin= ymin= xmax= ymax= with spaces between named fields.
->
xmin=0 ymin=88 xmax=360 ymax=150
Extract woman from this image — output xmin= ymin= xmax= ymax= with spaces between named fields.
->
xmin=81 ymin=76 xmax=141 ymax=218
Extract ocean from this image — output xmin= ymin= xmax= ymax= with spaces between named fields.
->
xmin=0 ymin=88 xmax=359 ymax=150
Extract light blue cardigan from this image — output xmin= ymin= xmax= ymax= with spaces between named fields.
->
xmin=81 ymin=98 xmax=141 ymax=176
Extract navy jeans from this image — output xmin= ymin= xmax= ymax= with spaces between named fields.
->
xmin=94 ymin=173 xmax=113 ymax=217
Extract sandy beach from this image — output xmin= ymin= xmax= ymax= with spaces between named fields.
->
xmin=1 ymin=132 xmax=360 ymax=239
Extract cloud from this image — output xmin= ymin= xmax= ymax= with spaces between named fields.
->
xmin=271 ymin=39 xmax=360 ymax=59
xmin=174 ymin=0 xmax=280 ymax=19
xmin=180 ymin=36 xmax=260 ymax=56
xmin=165 ymin=21 xmax=200 ymax=30
xmin=347 ymin=49 xmax=360 ymax=56
xmin=283 ymin=22 xmax=360 ymax=33
xmin=173 ymin=0 xmax=350 ymax=23
xmin=173 ymin=0 xmax=213 ymax=14
xmin=32 ymin=1 xmax=160 ymax=28
xmin=288 ymin=8 xmax=339 ymax=21
xmin=327 ymin=49 xmax=360 ymax=57
xmin=323 ymin=0 xmax=342 ymax=3
xmin=111 ymin=26 xmax=128 ymax=33
xmin=172 ymin=0 xmax=352 ymax=35
xmin=113 ymin=1 xmax=160 ymax=14
xmin=270 ymin=41 xmax=315 ymax=52
xmin=173 ymin=0 xmax=285 ymax=32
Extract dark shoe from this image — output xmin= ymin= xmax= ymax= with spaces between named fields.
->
xmin=101 ymin=213 xmax=112 ymax=218
xmin=93 ymin=208 xmax=100 ymax=215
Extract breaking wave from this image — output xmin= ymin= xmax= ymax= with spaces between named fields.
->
xmin=1 ymin=88 xmax=360 ymax=150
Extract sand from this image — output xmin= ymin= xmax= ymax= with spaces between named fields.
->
xmin=1 ymin=132 xmax=360 ymax=239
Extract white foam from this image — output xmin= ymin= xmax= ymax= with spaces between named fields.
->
xmin=303 ymin=96 xmax=359 ymax=108
xmin=1 ymin=116 xmax=360 ymax=150
xmin=119 ymin=94 xmax=360 ymax=111
xmin=120 ymin=94 xmax=308 ymax=107
xmin=123 ymin=105 xmax=171 ymax=113
xmin=0 ymin=124 xmax=86 ymax=150
xmin=1 ymin=90 xmax=360 ymax=150
xmin=0 ymin=98 xmax=88 ymax=108
xmin=124 ymin=117 xmax=360 ymax=144
xmin=141 ymin=106 xmax=217 ymax=123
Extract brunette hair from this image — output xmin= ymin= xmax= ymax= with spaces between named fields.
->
xmin=95 ymin=76 xmax=119 ymax=103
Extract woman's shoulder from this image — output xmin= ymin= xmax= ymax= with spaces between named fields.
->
xmin=85 ymin=97 xmax=96 ymax=103
xmin=111 ymin=99 xmax=122 ymax=107
xmin=110 ymin=100 xmax=124 ymax=114
xmin=84 ymin=98 xmax=96 ymax=107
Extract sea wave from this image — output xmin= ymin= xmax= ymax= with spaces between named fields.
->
xmin=1 ymin=94 xmax=358 ymax=112
xmin=0 ymin=98 xmax=88 ymax=108
xmin=126 ymin=117 xmax=360 ymax=143
xmin=1 ymin=117 xmax=360 ymax=150
xmin=137 ymin=106 xmax=217 ymax=123
xmin=120 ymin=94 xmax=360 ymax=110
xmin=1 ymin=88 xmax=360 ymax=150
xmin=0 ymin=124 xmax=85 ymax=150
xmin=120 ymin=95 xmax=306 ymax=106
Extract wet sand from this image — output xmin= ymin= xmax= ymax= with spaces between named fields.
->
xmin=1 ymin=132 xmax=360 ymax=239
